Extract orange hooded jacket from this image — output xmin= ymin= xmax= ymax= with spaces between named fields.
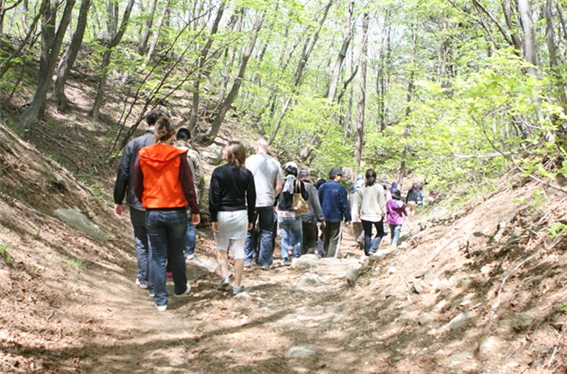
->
xmin=133 ymin=144 xmax=199 ymax=212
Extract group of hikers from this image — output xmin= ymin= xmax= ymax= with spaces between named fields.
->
xmin=113 ymin=110 xmax=429 ymax=311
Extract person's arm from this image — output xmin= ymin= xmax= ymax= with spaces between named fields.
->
xmin=274 ymin=178 xmax=283 ymax=198
xmin=132 ymin=155 xmax=144 ymax=205
xmin=300 ymin=180 xmax=309 ymax=200
xmin=113 ymin=143 xmax=133 ymax=205
xmin=341 ymin=188 xmax=351 ymax=223
xmin=246 ymin=171 xmax=256 ymax=227
xmin=209 ymin=169 xmax=221 ymax=223
xmin=378 ymin=187 xmax=387 ymax=220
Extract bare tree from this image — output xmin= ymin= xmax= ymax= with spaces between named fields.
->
xmin=354 ymin=12 xmax=369 ymax=167
xmin=517 ymin=0 xmax=538 ymax=76
xmin=0 ymin=0 xmax=22 ymax=34
xmin=327 ymin=0 xmax=355 ymax=102
xmin=544 ymin=0 xmax=567 ymax=110
xmin=53 ymin=0 xmax=92 ymax=112
xmin=137 ymin=0 xmax=158 ymax=55
xmin=90 ymin=0 xmax=135 ymax=119
xmin=197 ymin=11 xmax=265 ymax=144
xmin=18 ymin=0 xmax=77 ymax=131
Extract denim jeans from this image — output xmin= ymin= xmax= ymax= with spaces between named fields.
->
xmin=245 ymin=207 xmax=275 ymax=267
xmin=362 ymin=219 xmax=385 ymax=255
xmin=130 ymin=208 xmax=152 ymax=289
xmin=146 ymin=209 xmax=188 ymax=307
xmin=279 ymin=216 xmax=302 ymax=260
xmin=184 ymin=220 xmax=196 ymax=256
xmin=389 ymin=224 xmax=402 ymax=246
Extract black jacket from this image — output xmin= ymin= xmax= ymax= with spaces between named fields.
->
xmin=113 ymin=130 xmax=155 ymax=209
xmin=277 ymin=176 xmax=308 ymax=212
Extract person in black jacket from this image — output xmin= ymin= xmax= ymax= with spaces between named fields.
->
xmin=298 ymin=170 xmax=325 ymax=255
xmin=113 ymin=109 xmax=168 ymax=293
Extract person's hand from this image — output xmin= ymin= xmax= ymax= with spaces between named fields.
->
xmin=345 ymin=221 xmax=351 ymax=226
xmin=113 ymin=204 xmax=123 ymax=219
xmin=321 ymin=221 xmax=326 ymax=229
xmin=192 ymin=213 xmax=201 ymax=225
xmin=247 ymin=222 xmax=253 ymax=231
xmin=211 ymin=221 xmax=220 ymax=233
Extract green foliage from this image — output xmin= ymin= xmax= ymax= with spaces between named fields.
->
xmin=548 ymin=223 xmax=567 ymax=238
xmin=68 ymin=259 xmax=84 ymax=269
xmin=0 ymin=242 xmax=14 ymax=264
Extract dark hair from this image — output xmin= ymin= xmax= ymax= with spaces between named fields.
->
xmin=392 ymin=189 xmax=401 ymax=200
xmin=285 ymin=166 xmax=298 ymax=177
xmin=224 ymin=141 xmax=246 ymax=169
xmin=153 ymin=116 xmax=175 ymax=142
xmin=365 ymin=169 xmax=377 ymax=186
xmin=146 ymin=109 xmax=169 ymax=126
xmin=176 ymin=127 xmax=191 ymax=140
xmin=316 ymin=178 xmax=326 ymax=189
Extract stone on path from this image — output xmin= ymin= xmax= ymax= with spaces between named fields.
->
xmin=286 ymin=345 xmax=316 ymax=359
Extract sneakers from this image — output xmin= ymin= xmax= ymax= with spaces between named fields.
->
xmin=156 ymin=304 xmax=167 ymax=312
xmin=186 ymin=253 xmax=196 ymax=260
xmin=232 ymin=286 xmax=241 ymax=295
xmin=217 ymin=276 xmax=230 ymax=290
xmin=261 ymin=265 xmax=269 ymax=270
xmin=281 ymin=259 xmax=291 ymax=267
xmin=244 ymin=261 xmax=251 ymax=268
xmin=174 ymin=284 xmax=191 ymax=297
xmin=136 ymin=278 xmax=148 ymax=289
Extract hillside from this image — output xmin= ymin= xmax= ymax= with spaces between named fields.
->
xmin=2 ymin=93 xmax=567 ymax=373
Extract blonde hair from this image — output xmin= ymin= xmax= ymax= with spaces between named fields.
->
xmin=153 ymin=116 xmax=175 ymax=142
xmin=225 ymin=141 xmax=246 ymax=169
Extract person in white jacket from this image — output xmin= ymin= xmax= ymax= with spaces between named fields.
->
xmin=359 ymin=169 xmax=387 ymax=256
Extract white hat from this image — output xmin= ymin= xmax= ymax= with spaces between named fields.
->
xmin=284 ymin=161 xmax=298 ymax=170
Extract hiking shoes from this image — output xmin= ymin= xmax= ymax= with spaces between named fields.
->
xmin=261 ymin=265 xmax=269 ymax=270
xmin=136 ymin=278 xmax=148 ymax=289
xmin=156 ymin=304 xmax=167 ymax=312
xmin=217 ymin=276 xmax=230 ymax=290
xmin=186 ymin=253 xmax=196 ymax=260
xmin=174 ymin=284 xmax=191 ymax=297
xmin=281 ymin=259 xmax=291 ymax=267
xmin=232 ymin=286 xmax=241 ymax=295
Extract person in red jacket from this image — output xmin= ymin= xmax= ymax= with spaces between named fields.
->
xmin=133 ymin=116 xmax=200 ymax=311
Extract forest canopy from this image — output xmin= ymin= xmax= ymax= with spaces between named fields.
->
xmin=1 ymin=0 xmax=566 ymax=194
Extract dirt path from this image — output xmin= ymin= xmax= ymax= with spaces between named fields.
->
xmin=72 ymin=225 xmax=394 ymax=374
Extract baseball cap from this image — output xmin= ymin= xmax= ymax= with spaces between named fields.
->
xmin=329 ymin=167 xmax=344 ymax=179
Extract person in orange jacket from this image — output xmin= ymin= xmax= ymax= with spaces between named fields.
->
xmin=133 ymin=116 xmax=200 ymax=311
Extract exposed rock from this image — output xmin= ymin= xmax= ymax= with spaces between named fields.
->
xmin=478 ymin=336 xmax=500 ymax=358
xmin=187 ymin=257 xmax=219 ymax=280
xmin=448 ymin=351 xmax=473 ymax=363
xmin=413 ymin=281 xmax=423 ymax=294
xmin=286 ymin=345 xmax=316 ymax=358
xmin=418 ymin=312 xmax=434 ymax=326
xmin=512 ymin=312 xmax=534 ymax=330
xmin=292 ymin=255 xmax=320 ymax=271
xmin=297 ymin=273 xmax=325 ymax=288
xmin=201 ymin=144 xmax=224 ymax=165
xmin=54 ymin=208 xmax=106 ymax=240
xmin=346 ymin=268 xmax=361 ymax=286
xmin=448 ymin=312 xmax=469 ymax=330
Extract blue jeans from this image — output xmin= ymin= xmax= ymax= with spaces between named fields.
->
xmin=146 ymin=209 xmax=188 ymax=307
xmin=389 ymin=224 xmax=402 ymax=246
xmin=245 ymin=207 xmax=275 ymax=267
xmin=184 ymin=220 xmax=196 ymax=256
xmin=362 ymin=219 xmax=385 ymax=255
xmin=279 ymin=216 xmax=302 ymax=260
xmin=130 ymin=208 xmax=152 ymax=289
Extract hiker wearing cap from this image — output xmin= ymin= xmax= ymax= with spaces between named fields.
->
xmin=386 ymin=188 xmax=408 ymax=247
xmin=298 ymin=170 xmax=325 ymax=255
xmin=277 ymin=162 xmax=308 ymax=266
xmin=318 ymin=167 xmax=351 ymax=258
xmin=359 ymin=168 xmax=387 ymax=256
xmin=244 ymin=138 xmax=283 ymax=270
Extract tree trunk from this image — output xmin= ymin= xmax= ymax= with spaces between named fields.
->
xmin=189 ymin=1 xmax=225 ymax=131
xmin=145 ymin=0 xmax=170 ymax=65
xmin=0 ymin=0 xmax=23 ymax=34
xmin=137 ymin=0 xmax=158 ymax=55
xmin=354 ymin=12 xmax=369 ymax=168
xmin=268 ymin=0 xmax=335 ymax=144
xmin=53 ymin=0 xmax=92 ymax=112
xmin=376 ymin=9 xmax=392 ymax=132
xmin=517 ymin=0 xmax=538 ymax=76
xmin=197 ymin=11 xmax=265 ymax=144
xmin=18 ymin=0 xmax=76 ymax=131
xmin=544 ymin=0 xmax=567 ymax=110
xmin=327 ymin=0 xmax=354 ymax=102
xmin=502 ymin=0 xmax=523 ymax=51
xmin=398 ymin=21 xmax=418 ymax=187
xmin=90 ymin=0 xmax=135 ymax=120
